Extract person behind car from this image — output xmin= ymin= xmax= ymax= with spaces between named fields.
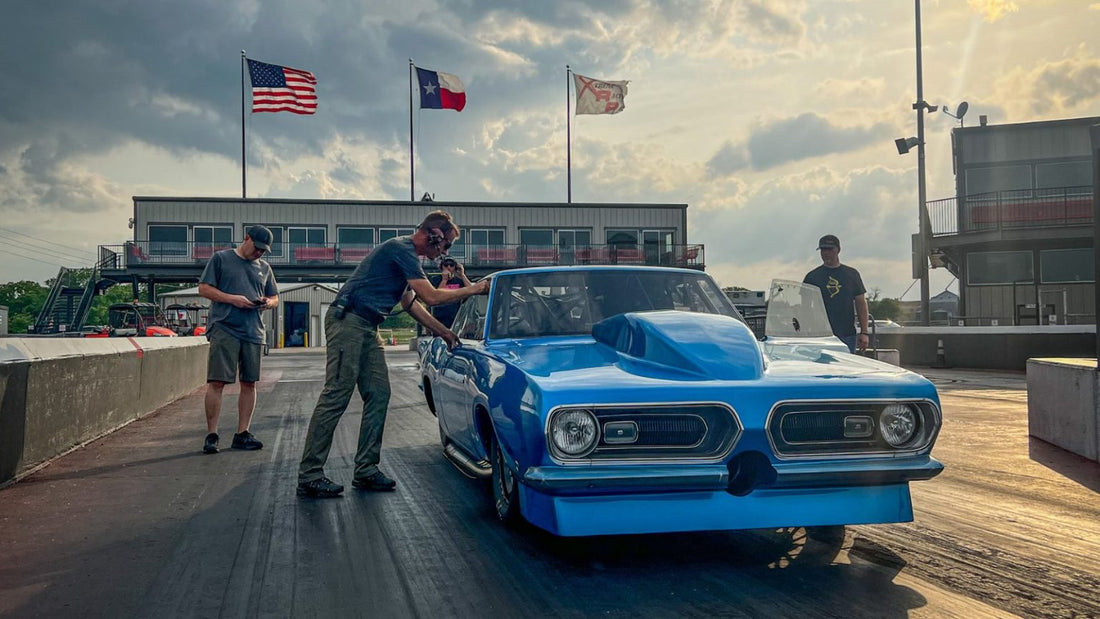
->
xmin=197 ymin=225 xmax=279 ymax=454
xmin=431 ymin=256 xmax=471 ymax=329
xmin=803 ymin=234 xmax=869 ymax=353
xmin=296 ymin=210 xmax=491 ymax=498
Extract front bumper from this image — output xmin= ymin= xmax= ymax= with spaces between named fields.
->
xmin=523 ymin=456 xmax=943 ymax=496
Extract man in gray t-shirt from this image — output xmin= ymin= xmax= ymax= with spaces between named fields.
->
xmin=197 ymin=225 xmax=280 ymax=455
xmin=296 ymin=210 xmax=490 ymax=498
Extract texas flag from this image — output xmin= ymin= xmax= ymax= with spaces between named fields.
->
xmin=415 ymin=67 xmax=466 ymax=112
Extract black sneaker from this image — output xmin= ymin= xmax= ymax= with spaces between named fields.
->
xmin=231 ymin=431 xmax=263 ymax=450
xmin=297 ymin=477 xmax=344 ymax=498
xmin=203 ymin=433 xmax=219 ymax=454
xmin=352 ymin=471 xmax=397 ymax=492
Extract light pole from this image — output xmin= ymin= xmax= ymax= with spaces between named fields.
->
xmin=912 ymin=0 xmax=936 ymax=326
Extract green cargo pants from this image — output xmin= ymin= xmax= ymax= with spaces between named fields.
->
xmin=298 ymin=306 xmax=390 ymax=484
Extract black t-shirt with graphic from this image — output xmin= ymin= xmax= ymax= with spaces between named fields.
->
xmin=803 ymin=264 xmax=866 ymax=338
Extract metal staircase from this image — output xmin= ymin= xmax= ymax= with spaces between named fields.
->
xmin=32 ymin=267 xmax=109 ymax=335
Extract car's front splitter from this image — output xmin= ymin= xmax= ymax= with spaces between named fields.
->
xmin=520 ymin=483 xmax=915 ymax=537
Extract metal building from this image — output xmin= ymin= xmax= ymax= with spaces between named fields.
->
xmin=159 ymin=282 xmax=338 ymax=349
xmin=98 ymin=198 xmax=703 ymax=293
xmin=928 ymin=115 xmax=1098 ymax=325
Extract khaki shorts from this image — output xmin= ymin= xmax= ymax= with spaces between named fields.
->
xmin=207 ymin=326 xmax=263 ymax=383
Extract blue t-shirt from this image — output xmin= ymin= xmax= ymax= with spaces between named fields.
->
xmin=340 ymin=237 xmax=427 ymax=317
xmin=199 ymin=249 xmax=278 ymax=344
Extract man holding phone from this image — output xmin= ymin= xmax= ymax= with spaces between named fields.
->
xmin=197 ymin=225 xmax=280 ymax=454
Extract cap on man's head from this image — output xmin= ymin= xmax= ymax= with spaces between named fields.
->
xmin=247 ymin=225 xmax=273 ymax=252
xmin=817 ymin=234 xmax=840 ymax=250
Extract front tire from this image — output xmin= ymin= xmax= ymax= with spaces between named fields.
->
xmin=491 ymin=435 xmax=520 ymax=523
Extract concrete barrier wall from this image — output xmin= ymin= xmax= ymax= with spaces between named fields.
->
xmin=0 ymin=336 xmax=208 ymax=485
xmin=874 ymin=326 xmax=1096 ymax=371
xmin=1026 ymin=358 xmax=1099 ymax=462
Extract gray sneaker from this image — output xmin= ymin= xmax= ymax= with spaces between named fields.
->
xmin=203 ymin=433 xmax=219 ymax=454
xmin=297 ymin=477 xmax=344 ymax=498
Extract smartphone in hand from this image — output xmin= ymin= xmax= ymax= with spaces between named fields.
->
xmin=253 ymin=298 xmax=266 ymax=306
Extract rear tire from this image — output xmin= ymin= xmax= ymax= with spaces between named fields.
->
xmin=491 ymin=435 xmax=520 ymax=523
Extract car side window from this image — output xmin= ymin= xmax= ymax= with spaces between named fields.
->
xmin=452 ymin=296 xmax=487 ymax=340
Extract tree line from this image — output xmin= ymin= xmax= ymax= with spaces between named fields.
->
xmin=0 ymin=270 xmax=188 ymax=335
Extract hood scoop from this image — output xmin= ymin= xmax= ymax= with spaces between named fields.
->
xmin=591 ymin=311 xmax=764 ymax=380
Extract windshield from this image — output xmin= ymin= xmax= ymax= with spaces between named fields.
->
xmin=764 ymin=279 xmax=835 ymax=338
xmin=488 ymin=269 xmax=741 ymax=339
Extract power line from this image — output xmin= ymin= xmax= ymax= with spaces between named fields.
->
xmin=0 ymin=246 xmax=72 ymax=270
xmin=0 ymin=228 xmax=98 ymax=263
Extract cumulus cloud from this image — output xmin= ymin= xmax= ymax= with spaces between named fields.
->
xmin=968 ymin=0 xmax=1020 ymax=22
xmin=992 ymin=47 xmax=1100 ymax=117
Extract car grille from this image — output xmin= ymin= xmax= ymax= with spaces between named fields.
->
xmin=551 ymin=404 xmax=741 ymax=462
xmin=767 ymin=400 xmax=940 ymax=458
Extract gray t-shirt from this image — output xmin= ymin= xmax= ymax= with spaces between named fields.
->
xmin=200 ymin=249 xmax=278 ymax=344
xmin=340 ymin=236 xmax=427 ymax=317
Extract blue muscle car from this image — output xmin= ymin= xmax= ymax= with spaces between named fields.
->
xmin=418 ymin=266 xmax=943 ymax=537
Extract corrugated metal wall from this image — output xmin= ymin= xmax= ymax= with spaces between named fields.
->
xmin=157 ymin=284 xmax=337 ymax=348
xmin=134 ymin=198 xmax=688 ymax=244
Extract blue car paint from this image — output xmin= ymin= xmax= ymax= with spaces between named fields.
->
xmin=422 ymin=268 xmax=943 ymax=537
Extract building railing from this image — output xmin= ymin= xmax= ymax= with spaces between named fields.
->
xmin=929 ymin=185 xmax=1092 ymax=237
xmin=97 ymin=242 xmax=705 ymax=270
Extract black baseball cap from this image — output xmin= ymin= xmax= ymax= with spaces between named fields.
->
xmin=247 ymin=225 xmax=273 ymax=252
xmin=817 ymin=234 xmax=840 ymax=250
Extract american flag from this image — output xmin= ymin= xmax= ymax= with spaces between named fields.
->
xmin=247 ymin=58 xmax=317 ymax=114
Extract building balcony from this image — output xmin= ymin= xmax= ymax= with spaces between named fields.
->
xmin=97 ymin=242 xmax=706 ymax=283
xmin=930 ymin=186 xmax=1092 ymax=239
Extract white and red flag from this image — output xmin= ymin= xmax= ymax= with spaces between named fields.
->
xmin=573 ymin=73 xmax=628 ymax=115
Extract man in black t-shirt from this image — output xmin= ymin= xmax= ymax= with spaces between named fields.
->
xmin=803 ymin=234 xmax=869 ymax=353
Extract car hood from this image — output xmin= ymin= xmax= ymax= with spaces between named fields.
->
xmin=488 ymin=311 xmax=918 ymax=389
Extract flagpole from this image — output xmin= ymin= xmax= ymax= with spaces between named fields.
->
xmin=241 ymin=50 xmax=247 ymax=199
xmin=566 ymin=65 xmax=572 ymax=204
xmin=409 ymin=59 xmax=415 ymax=202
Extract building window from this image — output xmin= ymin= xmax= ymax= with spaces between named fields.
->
xmin=194 ymin=225 xmax=233 ymax=247
xmin=1036 ymin=161 xmax=1092 ymax=191
xmin=288 ymin=226 xmax=326 ymax=246
xmin=338 ymin=227 xmax=375 ymax=247
xmin=378 ymin=227 xmax=416 ymax=246
xmin=1040 ymin=248 xmax=1094 ymax=284
xmin=519 ymin=228 xmax=554 ymax=247
xmin=967 ymin=251 xmax=1033 ymax=285
xmin=149 ymin=225 xmax=187 ymax=256
xmin=558 ymin=229 xmax=591 ymax=248
xmin=469 ymin=229 xmax=505 ymax=247
xmin=965 ymin=165 xmax=1032 ymax=196
xmin=606 ymin=229 xmax=638 ymax=248
xmin=244 ymin=225 xmax=284 ymax=257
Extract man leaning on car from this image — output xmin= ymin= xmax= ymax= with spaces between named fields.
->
xmin=296 ymin=210 xmax=491 ymax=499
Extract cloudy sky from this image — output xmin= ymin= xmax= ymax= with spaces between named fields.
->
xmin=2 ymin=0 xmax=1098 ymax=299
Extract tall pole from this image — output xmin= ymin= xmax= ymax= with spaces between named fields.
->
xmin=409 ymin=59 xmax=415 ymax=202
xmin=241 ymin=50 xmax=247 ymax=199
xmin=566 ymin=65 xmax=572 ymax=204
xmin=914 ymin=0 xmax=931 ymax=326
xmin=1089 ymin=124 xmax=1100 ymax=364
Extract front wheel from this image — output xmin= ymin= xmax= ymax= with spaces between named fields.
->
xmin=491 ymin=435 xmax=520 ymax=523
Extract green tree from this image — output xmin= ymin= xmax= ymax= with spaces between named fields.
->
xmin=0 ymin=280 xmax=49 ymax=334
xmin=867 ymin=296 xmax=902 ymax=321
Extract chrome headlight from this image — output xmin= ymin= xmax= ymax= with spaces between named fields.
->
xmin=880 ymin=404 xmax=918 ymax=447
xmin=549 ymin=409 xmax=598 ymax=458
